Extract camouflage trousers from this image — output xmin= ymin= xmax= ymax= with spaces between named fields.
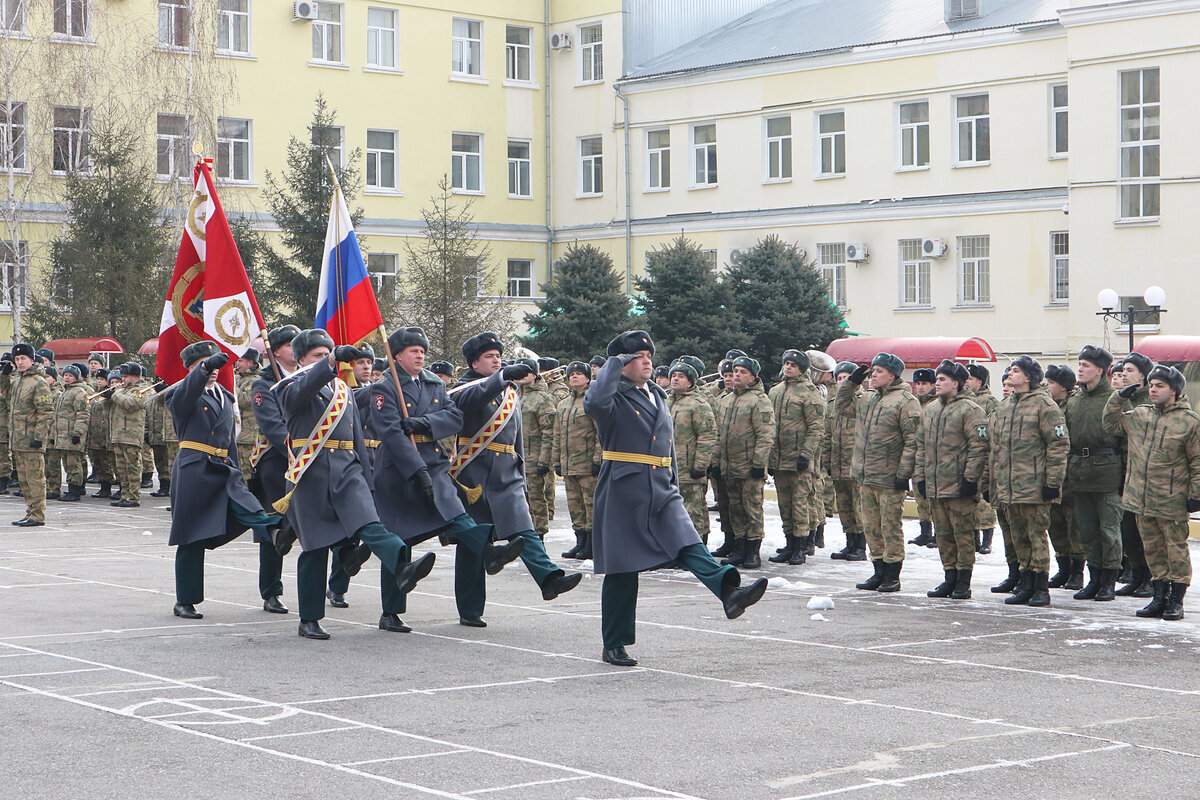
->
xmin=563 ymin=475 xmax=596 ymax=531
xmin=1073 ymin=491 xmax=1124 ymax=569
xmin=113 ymin=443 xmax=143 ymax=502
xmin=141 ymin=442 xmax=154 ymax=478
xmin=45 ymin=448 xmax=63 ymax=489
xmin=775 ymin=468 xmax=817 ymax=535
xmin=859 ymin=484 xmax=905 ymax=564
xmin=47 ymin=449 xmax=85 ymax=487
xmin=931 ymin=497 xmax=976 ymax=570
xmin=0 ymin=436 xmax=10 ymax=477
xmin=1048 ymin=495 xmax=1084 ymax=560
xmin=237 ymin=442 xmax=254 ymax=485
xmin=13 ymin=449 xmax=46 ymax=523
xmin=998 ymin=503 xmax=1051 ymax=572
xmin=680 ymin=481 xmax=709 ymax=540
xmin=821 ymin=474 xmax=834 ymax=520
xmin=916 ymin=494 xmax=932 ymax=523
xmin=726 ymin=477 xmax=766 ymax=543
xmin=88 ymin=449 xmax=115 ymax=484
xmin=975 ymin=497 xmax=997 ymax=529
xmin=832 ymin=478 xmax=861 ymax=537
xmin=524 ymin=467 xmax=554 ymax=536
xmin=1136 ymin=515 xmax=1192 ymax=584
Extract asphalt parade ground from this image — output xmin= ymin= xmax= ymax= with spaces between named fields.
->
xmin=3 ymin=485 xmax=1199 ymax=800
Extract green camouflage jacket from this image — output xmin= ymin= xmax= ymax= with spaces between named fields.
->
xmin=1103 ymin=392 xmax=1200 ymax=521
xmin=7 ymin=365 xmax=54 ymax=452
xmin=914 ymin=391 xmax=988 ymax=498
xmin=236 ymin=372 xmax=259 ymax=445
xmin=109 ymin=384 xmax=148 ymax=446
xmin=552 ymin=388 xmax=601 ymax=477
xmin=834 ymin=375 xmax=921 ymax=488
xmin=716 ymin=379 xmax=775 ymax=477
xmin=51 ymin=383 xmax=90 ymax=452
xmin=668 ymin=385 xmax=716 ymax=483
xmin=768 ymin=374 xmax=825 ymax=471
xmin=963 ymin=386 xmax=1002 ymax=417
xmin=87 ymin=396 xmax=112 ymax=451
xmin=547 ymin=378 xmax=571 ymax=407
xmin=519 ymin=379 xmax=556 ymax=467
xmin=985 ymin=385 xmax=1068 ymax=504
xmin=823 ymin=382 xmax=859 ymax=479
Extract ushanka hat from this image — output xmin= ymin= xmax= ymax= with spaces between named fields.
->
xmin=730 ymin=356 xmax=761 ymax=377
xmin=871 ymin=352 xmax=904 ymax=378
xmin=181 ymin=341 xmax=221 ymax=368
xmin=10 ymin=343 xmax=33 ymax=359
xmin=670 ymin=361 xmax=699 ymax=385
xmin=834 ymin=361 xmax=857 ymax=378
xmin=389 ymin=326 xmax=430 ymax=354
xmin=268 ymin=324 xmax=302 ymax=352
xmin=781 ymin=349 xmax=811 ymax=370
xmin=912 ymin=368 xmax=936 ymax=384
xmin=1147 ymin=364 xmax=1185 ymax=396
xmin=290 ymin=329 xmax=335 ymax=361
xmin=537 ymin=357 xmax=560 ymax=373
xmin=607 ymin=330 xmax=655 ymax=357
xmin=1123 ymin=352 xmax=1154 ymax=378
xmin=675 ymin=354 xmax=705 ymax=375
xmin=565 ymin=361 xmax=590 ymax=380
xmin=1045 ymin=364 xmax=1077 ymax=391
xmin=239 ymin=347 xmax=261 ymax=365
xmin=429 ymin=360 xmax=455 ymax=377
xmin=966 ymin=363 xmax=991 ymax=387
xmin=1078 ymin=345 xmax=1113 ymax=372
xmin=934 ymin=360 xmax=968 ymax=389
xmin=1010 ymin=355 xmax=1044 ymax=387
xmin=589 ymin=355 xmax=606 ymax=368
xmin=462 ymin=332 xmax=503 ymax=365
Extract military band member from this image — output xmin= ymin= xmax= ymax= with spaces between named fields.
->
xmin=554 ymin=361 xmax=602 ymax=559
xmin=667 ymin=359 xmax=716 ymax=545
xmin=48 ymin=364 xmax=89 ymax=501
xmin=87 ymin=371 xmax=116 ymax=499
xmin=234 ymin=347 xmax=262 ymax=485
xmin=1044 ymin=364 xmax=1085 ymax=590
xmin=768 ymin=349 xmax=825 ymax=566
xmin=5 ymin=344 xmax=53 ymax=526
xmin=515 ymin=357 xmax=556 ymax=540
xmin=105 ymin=363 xmax=148 ymax=508
xmin=908 ymin=368 xmax=937 ymax=548
xmin=825 ymin=361 xmax=866 ymax=561
xmin=540 ymin=357 xmax=570 ymax=407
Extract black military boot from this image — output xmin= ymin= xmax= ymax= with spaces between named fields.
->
xmin=769 ymin=535 xmax=797 ymax=563
xmin=1047 ymin=556 xmax=1071 ymax=589
xmin=562 ymin=529 xmax=585 ymax=559
xmin=1116 ymin=565 xmax=1146 ymax=596
xmin=1004 ymin=571 xmax=1035 ymax=605
xmin=926 ymin=530 xmax=937 ymax=549
xmin=1027 ymin=572 xmax=1051 ymax=606
xmin=92 ymin=481 xmax=112 ymax=499
xmin=830 ymin=535 xmax=854 ymax=559
xmin=59 ymin=484 xmax=82 ymax=502
xmin=951 ymin=568 xmax=973 ymax=599
xmin=788 ymin=535 xmax=808 ymax=566
xmin=908 ymin=520 xmax=934 ymax=547
xmin=1162 ymin=582 xmax=1187 ymax=621
xmin=927 ymin=569 xmax=958 ymax=598
xmin=991 ymin=562 xmax=1021 ymax=593
xmin=710 ymin=533 xmax=735 ymax=559
xmin=721 ymin=539 xmax=746 ymax=567
xmin=1064 ymin=558 xmax=1085 ymax=591
xmin=46 ymin=487 xmax=61 ymax=500
xmin=856 ymin=559 xmax=885 ymax=591
xmin=974 ymin=530 xmax=982 ymax=552
xmin=741 ymin=541 xmax=762 ymax=569
xmin=1136 ymin=580 xmax=1169 ymax=618
xmin=1117 ymin=557 xmax=1132 ymax=585
xmin=803 ymin=532 xmax=816 ymax=556
xmin=1131 ymin=567 xmax=1155 ymax=598
xmin=1074 ymin=564 xmax=1102 ymax=600
xmin=813 ymin=524 xmax=825 ymax=549
xmin=0 ymin=475 xmax=8 ymax=495
xmin=110 ymin=485 xmax=122 ymax=502
xmin=150 ymin=479 xmax=171 ymax=498
xmin=140 ymin=472 xmax=153 ymax=489
xmin=1094 ymin=567 xmax=1119 ymax=601
xmin=978 ymin=528 xmax=993 ymax=554
xmin=877 ymin=560 xmax=902 ymax=593
xmin=576 ymin=530 xmax=593 ymax=560
xmin=846 ymin=532 xmax=868 ymax=561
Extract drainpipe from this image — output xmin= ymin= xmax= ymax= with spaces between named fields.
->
xmin=544 ymin=0 xmax=553 ymax=284
xmin=614 ymin=82 xmax=632 ymax=295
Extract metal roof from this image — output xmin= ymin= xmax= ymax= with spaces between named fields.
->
xmin=624 ymin=0 xmax=1063 ymax=80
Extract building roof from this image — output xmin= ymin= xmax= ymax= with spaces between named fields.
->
xmin=624 ymin=0 xmax=1062 ymax=80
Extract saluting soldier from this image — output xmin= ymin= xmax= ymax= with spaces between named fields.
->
xmin=768 ymin=349 xmax=825 ymax=566
xmin=825 ymin=361 xmax=865 ymax=560
xmin=1114 ymin=353 xmax=1155 ymax=597
xmin=234 ymin=347 xmax=262 ymax=485
xmin=87 ymin=371 xmax=116 ymax=499
xmin=5 ymin=344 xmax=53 ymax=526
xmin=105 ymin=363 xmax=150 ymax=508
xmin=168 ymin=342 xmax=283 ymax=620
xmin=515 ymin=357 xmax=556 ymax=540
xmin=1044 ymin=364 xmax=1085 ymax=590
xmin=908 ymin=368 xmax=938 ymax=548
xmin=553 ymin=360 xmax=602 ymax=559
xmin=585 ymin=331 xmax=768 ymax=667
xmin=49 ymin=364 xmax=89 ymax=502
xmin=667 ymin=358 xmax=716 ymax=545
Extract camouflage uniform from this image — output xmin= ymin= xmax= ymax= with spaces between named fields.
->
xmin=87 ymin=391 xmax=115 ymax=492
xmin=519 ymin=379 xmax=557 ymax=537
xmin=552 ymin=387 xmax=601 ymax=534
xmin=145 ymin=390 xmax=175 ymax=494
xmin=235 ymin=371 xmax=259 ymax=485
xmin=716 ymin=378 xmax=775 ymax=547
xmin=914 ymin=392 xmax=937 ymax=529
xmin=8 ymin=364 xmax=54 ymax=522
xmin=49 ymin=380 xmax=90 ymax=492
xmin=823 ymin=384 xmax=862 ymax=547
xmin=0 ymin=386 xmax=10 ymax=491
xmin=964 ymin=387 xmax=1002 ymax=534
xmin=110 ymin=385 xmax=148 ymax=504
xmin=669 ymin=383 xmax=717 ymax=541
xmin=1048 ymin=394 xmax=1084 ymax=577
xmin=768 ymin=374 xmax=826 ymax=548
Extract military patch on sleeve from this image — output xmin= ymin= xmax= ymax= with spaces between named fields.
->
xmin=253 ymin=392 xmax=263 ymax=407
xmin=976 ymin=425 xmax=988 ymax=440
xmin=1054 ymin=423 xmax=1067 ymax=438
xmin=374 ymin=394 xmax=385 ymax=410
xmin=761 ymin=411 xmax=772 ymax=423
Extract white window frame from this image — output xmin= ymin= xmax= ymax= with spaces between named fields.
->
xmin=311 ymin=124 xmax=343 ymax=168
xmin=0 ymin=101 xmax=26 ymax=172
xmin=954 ymin=93 xmax=990 ymax=166
xmin=156 ymin=113 xmax=191 ymax=179
xmin=507 ymin=258 xmax=533 ymax=298
xmin=646 ymin=129 xmax=670 ymax=191
xmin=365 ymin=128 xmax=398 ymax=192
xmin=957 ymin=235 xmax=990 ymax=306
xmin=815 ymin=109 xmax=845 ymax=178
xmin=310 ymin=1 xmax=343 ymax=65
xmin=946 ymin=0 xmax=980 ymax=20
xmin=1049 ymin=231 xmax=1069 ymax=304
xmin=691 ymin=123 xmax=717 ymax=189
xmin=1049 ymin=83 xmax=1067 ymax=159
xmin=897 ymin=100 xmax=930 ymax=170
xmin=216 ymin=0 xmax=249 ymax=55
xmin=53 ymin=0 xmax=89 ymax=39
xmin=1 ymin=0 xmax=26 ymax=33
xmin=505 ymin=25 xmax=533 ymax=84
xmin=157 ymin=0 xmax=190 ymax=49
xmin=451 ymin=17 xmax=483 ymax=78
xmin=366 ymin=6 xmax=398 ymax=70
xmin=507 ymin=139 xmax=531 ymax=199
xmin=451 ymin=132 xmax=482 ymax=194
xmin=764 ymin=116 xmax=791 ymax=182
xmin=1118 ymin=67 xmax=1160 ymax=221
xmin=52 ymin=106 xmax=90 ymax=174
xmin=0 ymin=240 xmax=27 ymax=311
xmin=818 ymin=242 xmax=847 ymax=309
xmin=216 ymin=117 xmax=252 ymax=183
xmin=367 ymin=253 xmax=399 ymax=301
xmin=578 ymin=22 xmax=602 ymax=84
xmin=579 ymin=136 xmax=602 ymax=197
xmin=898 ymin=239 xmax=931 ymax=308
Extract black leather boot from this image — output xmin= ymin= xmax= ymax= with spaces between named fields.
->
xmin=92 ymin=481 xmax=112 ymax=498
xmin=978 ymin=528 xmax=994 ymax=554
xmin=846 ymin=532 xmax=867 ymax=561
xmin=908 ymin=520 xmax=934 ymax=546
xmin=803 ymin=531 xmax=816 ymax=556
xmin=1116 ymin=565 xmax=1144 ymax=596
xmin=46 ymin=487 xmax=60 ymax=500
xmin=1027 ymin=571 xmax=1051 ymax=606
xmin=1117 ymin=557 xmax=1132 ymax=584
xmin=710 ymin=534 xmax=734 ymax=559
xmin=1162 ymin=582 xmax=1187 ymax=621
xmin=813 ymin=523 xmax=825 ymax=549
xmin=991 ymin=562 xmax=1021 ymax=593
xmin=1131 ymin=567 xmax=1155 ymax=598
xmin=788 ymin=535 xmax=808 ymax=566
xmin=927 ymin=569 xmax=958 ymax=598
xmin=150 ymin=479 xmax=171 ymax=498
xmin=1064 ymin=558 xmax=1085 ymax=591
xmin=856 ymin=559 xmax=885 ymax=590
xmin=720 ymin=539 xmax=746 ymax=567
xmin=830 ymin=535 xmax=854 ymax=559
xmin=576 ymin=530 xmax=593 ymax=560
xmin=1136 ymin=580 xmax=1169 ymax=618
xmin=59 ymin=484 xmax=82 ymax=502
xmin=974 ymin=530 xmax=982 ymax=553
xmin=1047 ymin=556 xmax=1071 ymax=588
xmin=951 ymin=568 xmax=972 ymax=599
xmin=1005 ymin=571 xmax=1035 ymax=605
xmin=0 ymin=475 xmax=9 ymax=495
xmin=140 ymin=472 xmax=154 ymax=489
xmin=877 ymin=560 xmax=902 ymax=593
xmin=741 ymin=540 xmax=761 ymax=569
xmin=1073 ymin=564 xmax=1102 ymax=600
xmin=562 ymin=529 xmax=585 ymax=559
xmin=1094 ymin=567 xmax=1118 ymax=601
xmin=769 ymin=534 xmax=797 ymax=563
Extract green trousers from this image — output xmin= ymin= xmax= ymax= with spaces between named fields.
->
xmin=456 ymin=527 xmax=561 ymax=620
xmin=297 ymin=521 xmax=409 ymax=621
xmin=859 ymin=484 xmax=905 ymax=564
xmin=176 ymin=501 xmax=279 ymax=605
xmin=999 ymin=503 xmax=1051 ymax=572
xmin=384 ymin=514 xmax=491 ymax=615
xmin=13 ymin=449 xmax=46 ymax=522
xmin=1073 ymin=492 xmax=1123 ymax=569
xmin=931 ymin=497 xmax=976 ymax=570
xmin=1048 ymin=496 xmax=1084 ymax=560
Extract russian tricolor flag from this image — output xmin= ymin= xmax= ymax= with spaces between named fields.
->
xmin=315 ymin=184 xmax=382 ymax=347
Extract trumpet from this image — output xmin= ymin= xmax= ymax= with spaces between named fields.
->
xmin=539 ymin=365 xmax=568 ymax=379
xmin=85 ymin=380 xmax=166 ymax=402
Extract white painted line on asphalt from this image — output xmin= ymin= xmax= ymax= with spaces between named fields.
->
xmin=0 ymin=581 xmax=87 ymax=589
xmin=0 ymin=667 xmax=107 ymax=679
xmin=341 ymin=750 xmax=467 ymax=766
xmin=71 ymin=685 xmax=182 ymax=698
xmin=464 ymin=775 xmax=591 ymax=795
xmin=293 ymin=670 xmax=637 ymax=705
xmin=241 ymin=725 xmax=362 ymax=742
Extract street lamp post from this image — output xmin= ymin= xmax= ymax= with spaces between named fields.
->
xmin=1096 ymin=286 xmax=1167 ymax=354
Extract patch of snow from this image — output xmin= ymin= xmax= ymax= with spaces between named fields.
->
xmin=1065 ymin=638 xmax=1110 ymax=646
xmin=810 ymin=613 xmax=829 ymax=622
xmin=766 ymin=577 xmax=792 ymax=589
xmin=806 ymin=596 xmax=835 ymax=611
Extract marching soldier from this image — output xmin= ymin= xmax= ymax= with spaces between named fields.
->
xmin=667 ymin=359 xmax=716 ymax=546
xmin=105 ymin=362 xmax=148 ymax=508
xmin=1103 ymin=364 xmax=1199 ymax=620
xmin=87 ymin=371 xmax=116 ymax=499
xmin=825 ymin=361 xmax=866 ymax=561
xmin=1044 ymin=364 xmax=1085 ymax=590
xmin=714 ymin=355 xmax=775 ymax=569
xmin=5 ymin=344 xmax=53 ymax=526
xmin=585 ymin=330 xmax=768 ymax=667
xmin=49 ymin=364 xmax=89 ymax=502
xmin=965 ymin=364 xmax=1000 ymax=554
xmin=515 ymin=357 xmax=556 ymax=540
xmin=234 ymin=347 xmax=262 ymax=484
xmin=908 ymin=368 xmax=937 ymax=548
xmin=768 ymin=349 xmax=825 ymax=565
xmin=554 ymin=361 xmax=602 ymax=559
xmin=1114 ymin=353 xmax=1155 ymax=597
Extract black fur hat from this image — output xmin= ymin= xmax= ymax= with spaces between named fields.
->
xmin=1147 ymin=364 xmax=1185 ymax=397
xmin=118 ymin=361 xmax=142 ymax=377
xmin=912 ymin=368 xmax=936 ymax=384
xmin=290 ymin=329 xmax=335 ymax=361
xmin=372 ymin=358 xmax=388 ymax=373
xmin=1010 ymin=355 xmax=1044 ymax=388
xmin=934 ymin=359 xmax=968 ymax=389
xmin=1123 ymin=352 xmax=1154 ymax=379
xmin=10 ymin=343 xmax=33 ymax=359
xmin=537 ymin=357 xmax=560 ymax=372
xmin=1045 ymin=364 xmax=1077 ymax=391
xmin=268 ymin=325 xmax=302 ymax=352
xmin=429 ymin=360 xmax=455 ymax=377
xmin=239 ymin=347 xmax=261 ymax=365
xmin=1078 ymin=345 xmax=1113 ymax=372
xmin=181 ymin=341 xmax=221 ymax=368
xmin=589 ymin=355 xmax=606 ymax=368
xmin=966 ymin=363 xmax=991 ymax=387
xmin=389 ymin=326 xmax=430 ymax=354
xmin=36 ymin=347 xmax=55 ymax=362
xmin=607 ymin=330 xmax=655 ymax=357
xmin=462 ymin=332 xmax=503 ymax=365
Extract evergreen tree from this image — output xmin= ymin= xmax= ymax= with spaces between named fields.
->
xmin=636 ymin=236 xmax=748 ymax=372
xmin=25 ymin=126 xmax=170 ymax=348
xmin=726 ymin=234 xmax=846 ymax=369
xmin=262 ymin=93 xmax=363 ymax=324
xmin=227 ymin=215 xmax=288 ymax=331
xmin=520 ymin=243 xmax=629 ymax=361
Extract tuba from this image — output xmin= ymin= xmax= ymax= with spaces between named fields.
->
xmin=806 ymin=349 xmax=838 ymax=391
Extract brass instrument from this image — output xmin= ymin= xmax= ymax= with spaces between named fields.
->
xmin=85 ymin=380 xmax=166 ymax=402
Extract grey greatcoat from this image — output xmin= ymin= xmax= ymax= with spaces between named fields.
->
xmin=249 ymin=364 xmax=291 ymax=544
xmin=452 ymin=369 xmax=534 ymax=538
xmin=369 ymin=368 xmax=466 ymax=541
xmin=584 ymin=357 xmax=701 ymax=574
xmin=166 ymin=362 xmax=266 ymax=548
xmin=274 ymin=358 xmax=378 ymax=551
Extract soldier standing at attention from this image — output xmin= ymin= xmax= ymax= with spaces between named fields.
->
xmin=768 ymin=349 xmax=825 ymax=566
xmin=5 ymin=344 xmax=53 ymax=526
xmin=1044 ymin=365 xmax=1085 ymax=591
xmin=1114 ymin=353 xmax=1155 ymax=598
xmin=825 ymin=361 xmax=866 ymax=561
xmin=105 ymin=362 xmax=149 ymax=508
xmin=715 ymin=356 xmax=776 ymax=569
xmin=986 ymin=356 xmax=1068 ymax=606
xmin=908 ymin=368 xmax=938 ymax=548
xmin=49 ymin=364 xmax=89 ymax=502
xmin=836 ymin=354 xmax=921 ymax=592
xmin=653 ymin=365 xmax=671 ymax=391
xmin=708 ymin=359 xmax=738 ymax=559
xmin=965 ymin=364 xmax=1000 ymax=555
xmin=87 ymin=371 xmax=116 ymax=499
xmin=0 ymin=354 xmax=11 ymax=496
xmin=515 ymin=357 xmax=556 ymax=541
xmin=234 ymin=347 xmax=262 ymax=485
xmin=541 ymin=357 xmax=570 ymax=406
xmin=555 ymin=361 xmax=602 ymax=559
xmin=1103 ymin=364 xmax=1200 ymax=620
xmin=914 ymin=361 xmax=987 ymax=599
xmin=585 ymin=331 xmax=768 ymax=667
xmin=588 ymin=355 xmax=606 ymax=380
xmin=144 ymin=371 xmax=175 ymax=499
xmin=667 ymin=359 xmax=716 ymax=546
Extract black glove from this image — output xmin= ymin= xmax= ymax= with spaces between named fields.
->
xmin=413 ymin=467 xmax=435 ymax=506
xmin=959 ymin=479 xmax=978 ymax=498
xmin=29 ymin=439 xmax=41 ymax=449
xmin=750 ymin=466 xmax=765 ymax=479
xmin=616 ymin=353 xmax=639 ymax=365
xmin=893 ymin=476 xmax=909 ymax=492
xmin=796 ymin=455 xmax=810 ymax=473
xmin=0 ymin=361 xmax=12 ymax=375
xmin=916 ymin=480 xmax=927 ymax=499
xmin=591 ymin=462 xmax=601 ymax=477
xmin=554 ymin=465 xmax=562 ymax=477
xmin=536 ymin=463 xmax=549 ymax=476
xmin=502 ymin=364 xmax=534 ymax=381
xmin=333 ymin=345 xmax=360 ymax=363
xmin=982 ymin=489 xmax=991 ymax=503
xmin=689 ymin=468 xmax=705 ymax=480
xmin=709 ymin=464 xmax=721 ymax=479
xmin=71 ymin=435 xmax=80 ymax=445
xmin=767 ymin=467 xmax=776 ymax=477
xmin=153 ymin=379 xmax=168 ymax=393
xmin=1042 ymin=485 xmax=1060 ymax=501
xmin=1187 ymin=498 xmax=1200 ymax=514
xmin=848 ymin=364 xmax=870 ymax=385
xmin=1118 ymin=384 xmax=1138 ymax=399
xmin=399 ymin=416 xmax=432 ymax=437
xmin=203 ymin=352 xmax=229 ymax=372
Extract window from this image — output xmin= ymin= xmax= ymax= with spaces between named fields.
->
xmin=0 ymin=241 xmax=27 ymax=311
xmin=366 ymin=7 xmax=397 ymax=68
xmin=0 ymin=102 xmax=25 ymax=171
xmin=311 ymin=124 xmax=343 ymax=167
xmin=579 ymin=23 xmax=602 ymax=83
xmin=1050 ymin=84 xmax=1067 ymax=157
xmin=817 ymin=110 xmax=845 ymax=176
xmin=1119 ymin=68 xmax=1159 ymax=219
xmin=451 ymin=132 xmax=481 ymax=192
xmin=692 ymin=123 xmax=717 ymax=187
xmin=947 ymin=0 xmax=980 ymax=20
xmin=507 ymin=139 xmax=531 ymax=198
xmin=647 ymin=129 xmax=670 ymax=190
xmin=158 ymin=0 xmax=189 ymax=48
xmin=955 ymin=94 xmax=990 ymax=164
xmin=217 ymin=0 xmax=249 ymax=54
xmin=216 ymin=117 xmax=251 ymax=181
xmin=452 ymin=18 xmax=482 ymax=76
xmin=365 ymin=129 xmax=396 ymax=190
xmin=53 ymin=0 xmax=88 ymax=37
xmin=818 ymin=243 xmax=847 ymax=308
xmin=899 ymin=239 xmax=931 ymax=307
xmin=701 ymin=249 xmax=717 ymax=273
xmin=505 ymin=25 xmax=531 ymax=82
xmin=1050 ymin=231 xmax=1068 ymax=303
xmin=899 ymin=101 xmax=929 ymax=168
xmin=957 ymin=235 xmax=990 ymax=305
xmin=52 ymin=106 xmax=89 ymax=173
xmin=579 ymin=136 xmax=602 ymax=196
xmin=1 ymin=0 xmax=25 ymax=32
xmin=156 ymin=114 xmax=190 ymax=178
xmin=507 ymin=259 xmax=532 ymax=297
xmin=311 ymin=2 xmax=343 ymax=63
xmin=457 ymin=257 xmax=480 ymax=298
xmin=367 ymin=253 xmax=398 ymax=301
xmin=765 ymin=116 xmax=791 ymax=180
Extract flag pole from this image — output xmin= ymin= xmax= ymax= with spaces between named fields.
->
xmin=378 ymin=323 xmax=419 ymax=449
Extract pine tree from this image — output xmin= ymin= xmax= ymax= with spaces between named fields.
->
xmin=227 ymin=215 xmax=288 ymax=331
xmin=725 ymin=234 xmax=846 ymax=369
xmin=636 ymin=236 xmax=748 ymax=372
xmin=520 ymin=243 xmax=630 ymax=361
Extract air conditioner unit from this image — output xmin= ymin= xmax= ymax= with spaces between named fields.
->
xmin=550 ymin=32 xmax=572 ymax=50
xmin=922 ymin=238 xmax=948 ymax=258
xmin=845 ymin=242 xmax=869 ymax=262
xmin=292 ymin=1 xmax=318 ymax=22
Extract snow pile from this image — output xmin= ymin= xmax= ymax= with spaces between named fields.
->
xmin=806 ymin=596 xmax=835 ymax=611
xmin=810 ymin=613 xmax=829 ymax=622
xmin=767 ymin=576 xmax=792 ymax=589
